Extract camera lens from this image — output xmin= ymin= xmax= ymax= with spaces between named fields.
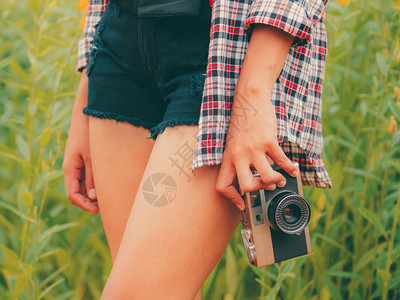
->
xmin=267 ymin=191 xmax=310 ymax=234
xmin=282 ymin=204 xmax=301 ymax=224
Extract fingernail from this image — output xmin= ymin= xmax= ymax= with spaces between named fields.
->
xmin=278 ymin=180 xmax=286 ymax=187
xmin=291 ymin=170 xmax=299 ymax=177
xmin=267 ymin=184 xmax=276 ymax=190
xmin=89 ymin=188 xmax=96 ymax=199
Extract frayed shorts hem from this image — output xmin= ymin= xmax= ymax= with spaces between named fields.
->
xmin=82 ymin=107 xmax=156 ymax=129
xmin=83 ymin=107 xmax=199 ymax=141
xmin=147 ymin=117 xmax=199 ymax=141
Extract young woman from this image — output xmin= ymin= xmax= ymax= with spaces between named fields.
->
xmin=63 ymin=0 xmax=331 ymax=298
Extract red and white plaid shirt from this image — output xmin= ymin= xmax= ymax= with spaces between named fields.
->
xmin=76 ymin=0 xmax=332 ymax=188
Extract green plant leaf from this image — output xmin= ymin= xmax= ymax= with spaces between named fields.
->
xmin=39 ymin=222 xmax=80 ymax=243
xmin=358 ymin=207 xmax=388 ymax=240
xmin=327 ymin=271 xmax=363 ymax=279
xmin=376 ymin=52 xmax=388 ymax=76
xmin=377 ymin=268 xmax=391 ymax=282
xmin=22 ymin=192 xmax=34 ymax=209
xmin=322 ymin=275 xmax=343 ymax=300
xmin=344 ymin=168 xmax=381 ymax=182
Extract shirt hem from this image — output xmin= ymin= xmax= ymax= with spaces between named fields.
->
xmin=191 ymin=140 xmax=332 ymax=189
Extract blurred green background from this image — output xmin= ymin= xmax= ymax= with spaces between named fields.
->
xmin=0 ymin=0 xmax=399 ymax=299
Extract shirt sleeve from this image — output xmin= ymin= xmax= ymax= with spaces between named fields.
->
xmin=243 ymin=0 xmax=328 ymax=48
xmin=76 ymin=0 xmax=109 ymax=73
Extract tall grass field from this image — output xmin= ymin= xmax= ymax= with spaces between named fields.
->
xmin=0 ymin=0 xmax=399 ymax=299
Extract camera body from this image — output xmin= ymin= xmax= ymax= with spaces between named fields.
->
xmin=240 ymin=163 xmax=312 ymax=267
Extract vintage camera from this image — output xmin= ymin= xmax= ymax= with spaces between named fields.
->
xmin=240 ymin=162 xmax=312 ymax=267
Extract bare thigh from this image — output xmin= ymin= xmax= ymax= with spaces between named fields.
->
xmin=88 ymin=116 xmax=155 ymax=262
xmin=100 ymin=124 xmax=242 ymax=300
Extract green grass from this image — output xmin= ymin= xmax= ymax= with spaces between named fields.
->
xmin=0 ymin=0 xmax=399 ymax=299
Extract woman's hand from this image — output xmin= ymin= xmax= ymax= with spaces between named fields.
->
xmin=215 ymin=24 xmax=299 ymax=210
xmin=216 ymin=89 xmax=299 ymax=210
xmin=62 ymin=68 xmax=99 ymax=214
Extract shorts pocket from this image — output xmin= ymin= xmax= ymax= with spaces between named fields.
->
xmin=86 ymin=20 xmax=106 ymax=76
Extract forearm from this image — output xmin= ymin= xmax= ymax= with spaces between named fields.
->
xmin=235 ymin=24 xmax=294 ymax=102
xmin=73 ymin=67 xmax=89 ymax=114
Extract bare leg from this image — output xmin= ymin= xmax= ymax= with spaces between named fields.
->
xmin=101 ymin=124 xmax=242 ymax=300
xmin=194 ymin=289 xmax=201 ymax=300
xmin=88 ymin=116 xmax=155 ymax=262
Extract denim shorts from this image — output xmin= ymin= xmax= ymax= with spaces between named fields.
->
xmin=83 ymin=1 xmax=211 ymax=140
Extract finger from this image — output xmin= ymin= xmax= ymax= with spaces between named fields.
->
xmin=80 ymin=179 xmax=87 ymax=196
xmin=252 ymin=153 xmax=286 ymax=188
xmin=65 ymin=166 xmax=99 ymax=214
xmin=64 ymin=164 xmax=82 ymax=198
xmin=83 ymin=157 xmax=96 ymax=199
xmin=235 ymin=159 xmax=264 ymax=194
xmin=216 ymin=159 xmax=245 ymax=210
xmin=70 ymin=191 xmax=99 ymax=214
xmin=72 ymin=175 xmax=99 ymax=213
xmin=268 ymin=144 xmax=299 ymax=177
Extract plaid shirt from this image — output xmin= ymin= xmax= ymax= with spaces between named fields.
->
xmin=76 ymin=0 xmax=332 ymax=188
